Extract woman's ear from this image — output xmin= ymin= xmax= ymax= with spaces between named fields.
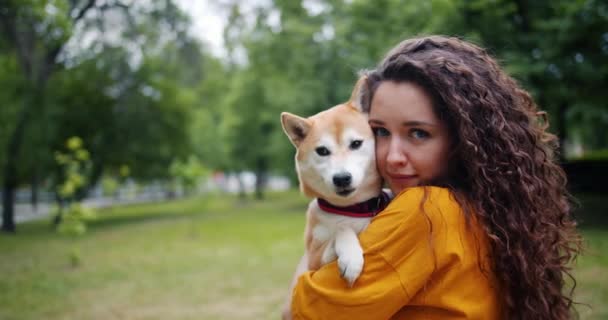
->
xmin=349 ymin=74 xmax=371 ymax=113
xmin=280 ymin=112 xmax=311 ymax=147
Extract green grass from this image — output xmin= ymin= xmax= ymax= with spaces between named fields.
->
xmin=575 ymin=229 xmax=608 ymax=319
xmin=0 ymin=191 xmax=309 ymax=320
xmin=0 ymin=191 xmax=606 ymax=319
xmin=572 ymin=194 xmax=608 ymax=319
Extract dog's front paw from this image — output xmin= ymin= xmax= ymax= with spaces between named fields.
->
xmin=337 ymin=250 xmax=364 ymax=286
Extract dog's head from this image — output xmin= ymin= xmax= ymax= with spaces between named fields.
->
xmin=280 ymin=77 xmax=381 ymax=206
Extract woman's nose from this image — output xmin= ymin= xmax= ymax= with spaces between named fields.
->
xmin=386 ymin=137 xmax=408 ymax=167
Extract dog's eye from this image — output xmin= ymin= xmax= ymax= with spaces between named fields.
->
xmin=350 ymin=140 xmax=363 ymax=150
xmin=315 ymin=146 xmax=330 ymax=156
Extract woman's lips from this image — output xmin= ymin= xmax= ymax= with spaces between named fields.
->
xmin=387 ymin=174 xmax=418 ymax=184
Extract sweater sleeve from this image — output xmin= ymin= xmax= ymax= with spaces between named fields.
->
xmin=291 ymin=187 xmax=464 ymax=320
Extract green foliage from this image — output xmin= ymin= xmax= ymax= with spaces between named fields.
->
xmin=100 ymin=176 xmax=120 ymax=197
xmin=53 ymin=203 xmax=96 ymax=237
xmin=99 ymin=164 xmax=130 ymax=197
xmin=169 ymin=155 xmax=209 ymax=194
xmin=54 ymin=137 xmax=91 ymax=200
xmin=0 ymin=54 xmax=23 ymax=180
xmin=212 ymin=0 xmax=607 ymax=175
xmin=0 ymin=0 xmax=203 ymax=194
xmin=46 ymin=42 xmax=197 ymax=181
xmin=53 ymin=136 xmax=96 ymax=235
xmin=0 ymin=0 xmax=606 ymax=206
xmin=452 ymin=0 xmax=608 ymax=154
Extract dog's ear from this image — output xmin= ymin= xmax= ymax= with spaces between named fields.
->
xmin=349 ymin=74 xmax=371 ymax=113
xmin=281 ymin=112 xmax=311 ymax=147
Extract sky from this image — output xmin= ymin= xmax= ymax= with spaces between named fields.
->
xmin=174 ymin=0 xmax=228 ymax=57
xmin=173 ymin=0 xmax=325 ymax=59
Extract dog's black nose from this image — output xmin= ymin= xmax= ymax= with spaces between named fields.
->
xmin=333 ymin=173 xmax=352 ymax=188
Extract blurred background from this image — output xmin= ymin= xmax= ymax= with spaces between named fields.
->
xmin=0 ymin=0 xmax=606 ymax=319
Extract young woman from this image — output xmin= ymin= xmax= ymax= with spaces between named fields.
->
xmin=285 ymin=35 xmax=581 ymax=320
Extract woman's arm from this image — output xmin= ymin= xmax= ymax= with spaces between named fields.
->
xmin=291 ymin=249 xmax=412 ymax=319
xmin=290 ymin=187 xmax=463 ymax=319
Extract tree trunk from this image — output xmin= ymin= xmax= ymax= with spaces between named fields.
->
xmin=2 ymin=149 xmax=21 ymax=233
xmin=30 ymin=171 xmax=39 ymax=211
xmin=52 ymin=193 xmax=65 ymax=227
xmin=1 ymin=96 xmax=31 ymax=233
xmin=52 ymin=206 xmax=63 ymax=227
xmin=254 ymin=158 xmax=268 ymax=200
xmin=255 ymin=174 xmax=265 ymax=200
xmin=2 ymin=180 xmax=16 ymax=233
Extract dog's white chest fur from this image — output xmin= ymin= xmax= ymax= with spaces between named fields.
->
xmin=310 ymin=200 xmax=371 ymax=243
xmin=308 ymin=200 xmax=371 ymax=284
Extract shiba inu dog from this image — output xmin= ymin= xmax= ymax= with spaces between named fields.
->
xmin=280 ymin=78 xmax=388 ymax=286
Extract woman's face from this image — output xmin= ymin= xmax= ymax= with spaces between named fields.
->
xmin=369 ymin=81 xmax=452 ymax=194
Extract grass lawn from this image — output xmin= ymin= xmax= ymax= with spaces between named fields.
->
xmin=0 ymin=191 xmax=606 ymax=319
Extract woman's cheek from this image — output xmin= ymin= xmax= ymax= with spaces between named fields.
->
xmin=374 ymin=141 xmax=388 ymax=175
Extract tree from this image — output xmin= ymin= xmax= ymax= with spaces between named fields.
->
xmin=0 ymin=0 xmax=100 ymax=232
xmin=0 ymin=0 xmax=201 ymax=232
xmin=455 ymin=0 xmax=608 ymax=157
xmin=217 ymin=1 xmax=329 ymax=198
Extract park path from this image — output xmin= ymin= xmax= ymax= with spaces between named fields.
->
xmin=5 ymin=195 xmax=169 ymax=224
xmin=3 ymin=173 xmax=291 ymax=224
xmin=12 ymin=203 xmax=54 ymax=223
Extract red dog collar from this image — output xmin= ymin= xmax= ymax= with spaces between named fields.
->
xmin=317 ymin=191 xmax=391 ymax=218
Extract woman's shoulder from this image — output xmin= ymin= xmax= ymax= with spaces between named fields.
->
xmin=362 ymin=186 xmax=488 ymax=272
xmin=361 ymin=186 xmax=471 ymax=252
xmin=385 ymin=186 xmax=462 ymax=218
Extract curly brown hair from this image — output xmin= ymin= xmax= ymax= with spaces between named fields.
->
xmin=360 ymin=36 xmax=581 ymax=320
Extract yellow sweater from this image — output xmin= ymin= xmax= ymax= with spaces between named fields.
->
xmin=291 ymin=187 xmax=501 ymax=320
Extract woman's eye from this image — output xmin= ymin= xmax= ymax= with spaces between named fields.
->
xmin=410 ymin=129 xmax=430 ymax=140
xmin=372 ymin=127 xmax=390 ymax=137
xmin=350 ymin=140 xmax=363 ymax=150
xmin=315 ymin=146 xmax=331 ymax=156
